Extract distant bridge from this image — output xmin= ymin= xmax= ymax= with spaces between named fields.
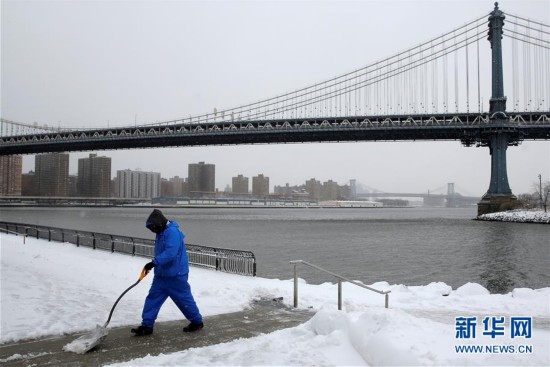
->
xmin=355 ymin=182 xmax=478 ymax=207
xmin=356 ymin=192 xmax=478 ymax=207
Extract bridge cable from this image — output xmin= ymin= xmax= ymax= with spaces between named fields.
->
xmin=248 ymin=31 xmax=487 ymax=121
xmin=163 ymin=14 xmax=489 ymax=125
xmin=477 ymin=32 xmax=481 ymax=112
xmin=5 ymin=13 xmax=493 ymax=132
xmin=465 ymin=27 xmax=470 ymax=112
xmin=512 ymin=22 xmax=519 ymax=111
xmin=504 ymin=12 xmax=550 ymax=111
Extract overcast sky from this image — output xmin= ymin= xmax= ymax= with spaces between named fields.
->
xmin=2 ymin=0 xmax=549 ymax=196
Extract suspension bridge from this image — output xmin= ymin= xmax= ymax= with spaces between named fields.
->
xmin=1 ymin=3 xmax=549 ymax=215
xmin=355 ymin=183 xmax=479 ymax=207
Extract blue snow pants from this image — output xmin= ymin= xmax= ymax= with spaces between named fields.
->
xmin=141 ymin=274 xmax=202 ymax=329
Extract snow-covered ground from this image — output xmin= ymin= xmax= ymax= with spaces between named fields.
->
xmin=1 ymin=233 xmax=549 ymax=366
xmin=478 ymin=210 xmax=550 ymax=223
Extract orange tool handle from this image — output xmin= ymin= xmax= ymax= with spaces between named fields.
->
xmin=139 ymin=265 xmax=151 ymax=280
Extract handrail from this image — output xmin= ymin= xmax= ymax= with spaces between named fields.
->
xmin=0 ymin=227 xmax=27 ymax=243
xmin=290 ymin=259 xmax=390 ymax=309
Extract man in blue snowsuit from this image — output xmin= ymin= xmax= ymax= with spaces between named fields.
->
xmin=131 ymin=209 xmax=203 ymax=336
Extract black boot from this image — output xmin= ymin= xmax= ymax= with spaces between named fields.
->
xmin=131 ymin=325 xmax=153 ymax=336
xmin=183 ymin=321 xmax=204 ymax=333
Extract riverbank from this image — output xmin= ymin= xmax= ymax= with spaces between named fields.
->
xmin=477 ymin=210 xmax=550 ymax=224
xmin=1 ymin=234 xmax=549 ymax=366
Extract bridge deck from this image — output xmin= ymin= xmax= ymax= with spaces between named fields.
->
xmin=1 ymin=112 xmax=549 ymax=155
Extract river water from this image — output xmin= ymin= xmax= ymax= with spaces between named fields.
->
xmin=1 ymin=206 xmax=548 ymax=293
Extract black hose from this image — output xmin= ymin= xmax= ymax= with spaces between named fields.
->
xmin=104 ymin=267 xmax=149 ymax=327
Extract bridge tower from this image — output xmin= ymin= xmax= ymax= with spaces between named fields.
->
xmin=477 ymin=2 xmax=519 ymax=215
xmin=447 ymin=183 xmax=455 ymax=196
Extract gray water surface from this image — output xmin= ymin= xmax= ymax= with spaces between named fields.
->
xmin=1 ymin=206 xmax=548 ymax=293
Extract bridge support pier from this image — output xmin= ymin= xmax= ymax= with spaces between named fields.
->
xmin=477 ymin=133 xmax=518 ymax=215
xmin=478 ymin=195 xmax=518 ymax=216
xmin=477 ymin=3 xmax=519 ymax=217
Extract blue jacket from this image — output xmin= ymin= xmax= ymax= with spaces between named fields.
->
xmin=151 ymin=221 xmax=189 ymax=277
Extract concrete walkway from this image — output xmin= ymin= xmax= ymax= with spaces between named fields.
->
xmin=0 ymin=298 xmax=313 ymax=367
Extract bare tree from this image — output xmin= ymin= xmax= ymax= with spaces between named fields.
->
xmin=517 ymin=193 xmax=537 ymax=209
xmin=543 ymin=181 xmax=550 ymax=212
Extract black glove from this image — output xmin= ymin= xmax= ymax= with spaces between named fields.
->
xmin=144 ymin=261 xmax=155 ymax=272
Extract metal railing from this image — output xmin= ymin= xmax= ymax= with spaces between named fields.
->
xmin=0 ymin=221 xmax=256 ymax=276
xmin=0 ymin=226 xmax=28 ymax=243
xmin=290 ymin=260 xmax=390 ymax=309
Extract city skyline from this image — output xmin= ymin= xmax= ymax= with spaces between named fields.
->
xmin=16 ymin=152 xmax=503 ymax=197
xmin=19 ymin=154 xmax=356 ymax=195
xmin=11 ymin=153 xmax=359 ymax=201
xmin=15 ymin=151 xmax=538 ymax=197
xmin=4 ymin=0 xmax=549 ymax=196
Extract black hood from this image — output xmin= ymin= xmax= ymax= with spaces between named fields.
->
xmin=146 ymin=209 xmax=168 ymax=232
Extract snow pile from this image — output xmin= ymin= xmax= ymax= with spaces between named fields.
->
xmin=62 ymin=324 xmax=108 ymax=354
xmin=1 ymin=234 xmax=549 ymax=366
xmin=109 ymin=305 xmax=550 ymax=366
xmin=478 ymin=210 xmax=550 ymax=223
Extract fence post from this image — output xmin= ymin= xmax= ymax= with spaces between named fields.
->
xmin=92 ymin=233 xmax=96 ymax=249
xmin=111 ymin=235 xmax=114 ymax=253
xmin=385 ymin=293 xmax=389 ymax=309
xmin=76 ymin=234 xmax=80 ymax=247
xmin=338 ymin=280 xmax=342 ymax=310
xmin=48 ymin=229 xmax=52 ymax=242
xmin=293 ymin=263 xmax=298 ymax=308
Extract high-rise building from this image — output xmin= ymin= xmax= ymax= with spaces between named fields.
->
xmin=68 ymin=175 xmax=78 ymax=197
xmin=252 ymin=174 xmax=269 ymax=198
xmin=188 ymin=162 xmax=215 ymax=197
xmin=232 ymin=174 xmax=249 ymax=195
xmin=77 ymin=154 xmax=112 ymax=197
xmin=115 ymin=169 xmax=161 ymax=199
xmin=321 ymin=180 xmax=339 ymax=200
xmin=338 ymin=184 xmax=351 ymax=200
xmin=0 ymin=155 xmax=22 ymax=196
xmin=161 ymin=176 xmax=187 ymax=197
xmin=35 ymin=153 xmax=69 ymax=196
xmin=305 ymin=178 xmax=322 ymax=201
xmin=21 ymin=171 xmax=37 ymax=196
